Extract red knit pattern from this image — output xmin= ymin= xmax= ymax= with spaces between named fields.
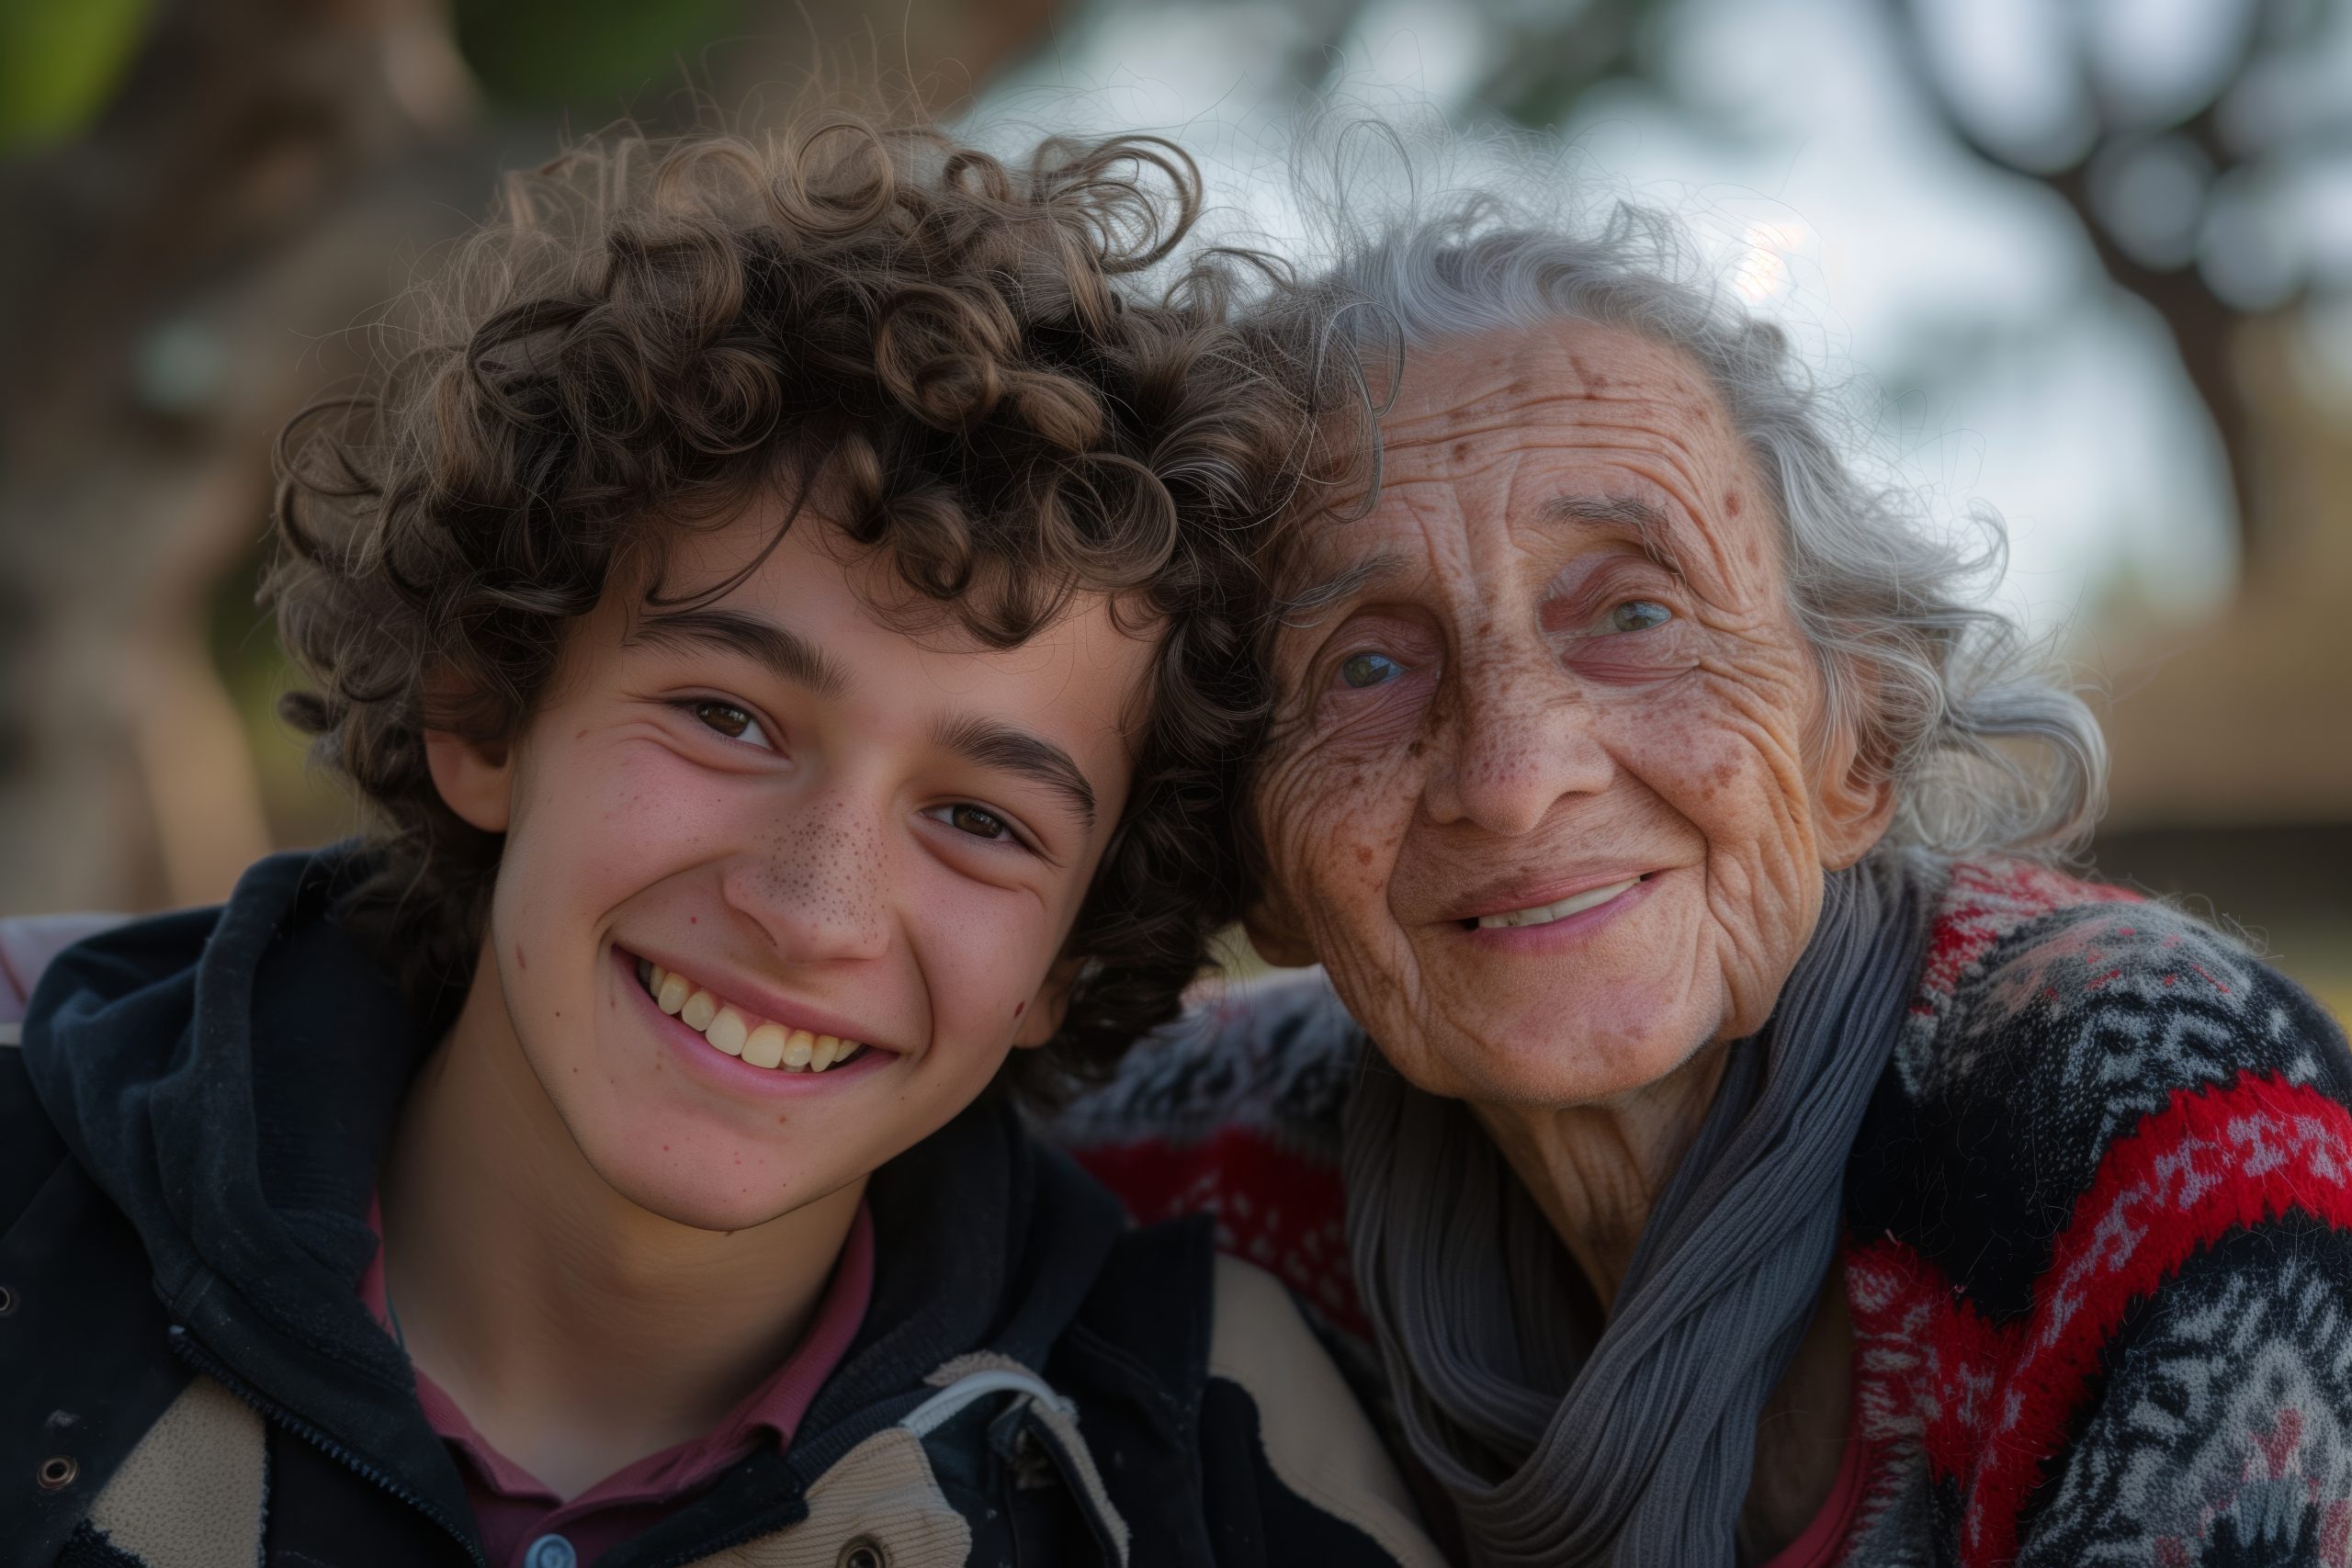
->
xmin=1907 ymin=860 xmax=2139 ymax=1019
xmin=1060 ymin=863 xmax=2352 ymax=1563
xmin=1847 ymin=1070 xmax=2352 ymax=1566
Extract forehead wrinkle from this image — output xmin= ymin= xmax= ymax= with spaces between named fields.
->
xmin=1502 ymin=412 xmax=1760 ymax=597
xmin=1413 ymin=416 xmax=1718 ymax=570
xmin=1381 ymin=379 xmax=1690 ymax=448
xmin=1359 ymin=364 xmax=1770 ymax=618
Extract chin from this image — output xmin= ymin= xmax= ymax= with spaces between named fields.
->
xmin=559 ymin=1100 xmax=816 ymax=1232
xmin=1470 ymin=987 xmax=1722 ymax=1109
xmin=592 ymin=1150 xmax=805 ymax=1234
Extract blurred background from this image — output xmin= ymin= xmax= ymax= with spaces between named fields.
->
xmin=1 ymin=0 xmax=2346 ymax=1016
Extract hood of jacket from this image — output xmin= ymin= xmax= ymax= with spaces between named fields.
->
xmin=20 ymin=846 xmax=1129 ymax=1555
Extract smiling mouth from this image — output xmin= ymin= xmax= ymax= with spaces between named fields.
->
xmin=635 ymin=958 xmax=873 ymax=1073
xmin=1463 ymin=874 xmax=1648 ymax=931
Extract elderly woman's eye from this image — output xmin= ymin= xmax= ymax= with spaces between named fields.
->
xmin=1339 ymin=652 xmax=1405 ymax=689
xmin=1608 ymin=600 xmax=1673 ymax=633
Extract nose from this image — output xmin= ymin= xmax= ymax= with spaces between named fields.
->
xmin=718 ymin=790 xmax=893 ymax=964
xmin=1423 ymin=635 xmax=1614 ymax=838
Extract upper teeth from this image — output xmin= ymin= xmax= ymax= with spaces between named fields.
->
xmin=639 ymin=959 xmax=866 ymax=1073
xmin=1476 ymin=877 xmax=1641 ymax=930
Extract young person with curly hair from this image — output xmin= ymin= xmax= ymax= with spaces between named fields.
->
xmin=0 ymin=112 xmax=1439 ymax=1568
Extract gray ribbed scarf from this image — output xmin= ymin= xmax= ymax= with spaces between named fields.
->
xmin=1342 ymin=862 xmax=1927 ymax=1568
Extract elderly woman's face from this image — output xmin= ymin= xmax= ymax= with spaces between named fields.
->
xmin=1251 ymin=322 xmax=1888 ymax=1108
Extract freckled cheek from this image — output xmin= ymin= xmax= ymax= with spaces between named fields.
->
xmin=552 ymin=747 xmax=756 ymax=896
xmin=1610 ymin=684 xmax=1826 ymax=943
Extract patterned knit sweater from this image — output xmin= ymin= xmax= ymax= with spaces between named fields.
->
xmin=1051 ymin=860 xmax=2352 ymax=1566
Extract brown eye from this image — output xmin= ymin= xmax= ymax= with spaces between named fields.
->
xmin=946 ymin=803 xmax=1010 ymax=840
xmin=694 ymin=701 xmax=752 ymax=738
xmin=687 ymin=701 xmax=774 ymax=750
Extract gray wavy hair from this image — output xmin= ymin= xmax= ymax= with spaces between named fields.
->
xmin=1244 ymin=133 xmax=2108 ymax=862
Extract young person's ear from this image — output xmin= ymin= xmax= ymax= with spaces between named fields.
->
xmin=1012 ymin=955 xmax=1085 ymax=1049
xmin=1241 ymin=883 xmax=1317 ymax=970
xmin=424 ymin=727 xmax=516 ymax=835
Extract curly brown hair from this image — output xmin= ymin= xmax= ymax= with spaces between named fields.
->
xmin=268 ymin=110 xmax=1307 ymax=1097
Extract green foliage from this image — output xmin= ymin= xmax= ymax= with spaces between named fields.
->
xmin=0 ymin=0 xmax=151 ymax=152
xmin=452 ymin=0 xmax=746 ymax=112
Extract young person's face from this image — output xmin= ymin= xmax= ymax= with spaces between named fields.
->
xmin=427 ymin=502 xmax=1155 ymax=1231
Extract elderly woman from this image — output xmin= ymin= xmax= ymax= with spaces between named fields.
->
xmin=1059 ymin=196 xmax=2352 ymax=1565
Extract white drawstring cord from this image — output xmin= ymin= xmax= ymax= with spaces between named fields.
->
xmin=899 ymin=1366 xmax=1075 ymax=1437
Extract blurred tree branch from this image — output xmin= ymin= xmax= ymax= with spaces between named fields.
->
xmin=1880 ymin=0 xmax=2342 ymax=570
xmin=1478 ymin=0 xmax=1665 ymax=131
xmin=0 ymin=0 xmax=1064 ymax=916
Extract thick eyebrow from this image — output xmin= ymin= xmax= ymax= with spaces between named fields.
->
xmin=1540 ymin=493 xmax=1686 ymax=577
xmin=628 ymin=608 xmax=853 ymax=699
xmin=931 ymin=713 xmax=1098 ymax=831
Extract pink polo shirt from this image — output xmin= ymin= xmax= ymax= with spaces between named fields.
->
xmin=359 ymin=1202 xmax=875 ymax=1568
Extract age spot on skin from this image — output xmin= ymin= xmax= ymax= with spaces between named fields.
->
xmin=1724 ymin=490 xmax=1744 ymax=517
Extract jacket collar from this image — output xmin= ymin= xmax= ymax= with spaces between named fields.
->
xmin=25 ymin=848 xmax=470 ymax=1532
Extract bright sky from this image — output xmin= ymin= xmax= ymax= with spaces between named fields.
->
xmin=977 ymin=0 xmax=2278 ymax=635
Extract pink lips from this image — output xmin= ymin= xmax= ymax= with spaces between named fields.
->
xmin=1449 ymin=868 xmax=1656 ymax=926
xmin=1453 ymin=869 xmax=1657 ymax=951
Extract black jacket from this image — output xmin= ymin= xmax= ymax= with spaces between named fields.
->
xmin=0 ymin=851 xmax=1437 ymax=1568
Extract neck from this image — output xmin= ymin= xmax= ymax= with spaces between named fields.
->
xmin=379 ymin=954 xmax=864 ymax=1499
xmin=1470 ymin=1035 xmax=1854 ymax=1558
xmin=1470 ymin=1037 xmax=1732 ymax=1309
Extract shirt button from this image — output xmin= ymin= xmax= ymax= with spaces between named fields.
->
xmin=523 ymin=1536 xmax=577 ymax=1568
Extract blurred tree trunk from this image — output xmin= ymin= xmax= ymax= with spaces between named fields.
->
xmin=0 ymin=0 xmax=479 ymax=915
xmin=1878 ymin=0 xmax=2312 ymax=570
xmin=1877 ymin=0 xmax=2352 ymax=832
xmin=0 ymin=0 xmax=1066 ymax=918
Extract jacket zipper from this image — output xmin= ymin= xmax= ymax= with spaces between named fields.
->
xmin=638 ymin=1450 xmax=828 ymax=1568
xmin=168 ymin=1324 xmax=488 ymax=1568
